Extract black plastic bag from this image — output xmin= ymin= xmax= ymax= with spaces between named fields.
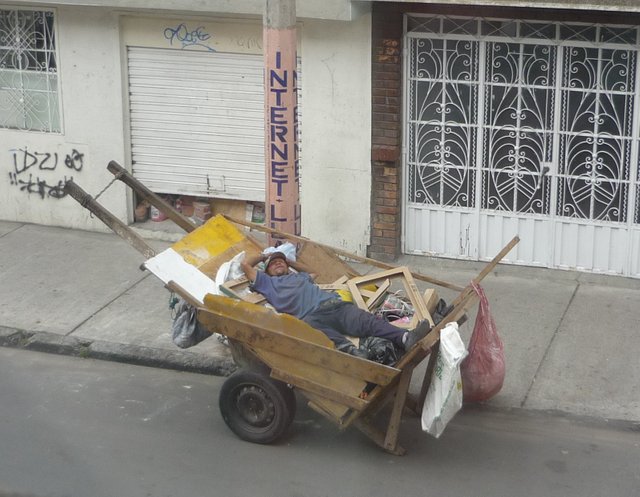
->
xmin=359 ymin=337 xmax=401 ymax=366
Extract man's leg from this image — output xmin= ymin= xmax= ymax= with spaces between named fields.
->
xmin=303 ymin=307 xmax=354 ymax=348
xmin=337 ymin=303 xmax=407 ymax=347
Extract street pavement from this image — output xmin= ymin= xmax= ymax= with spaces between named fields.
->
xmin=1 ymin=219 xmax=639 ymax=426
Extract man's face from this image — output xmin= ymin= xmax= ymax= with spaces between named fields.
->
xmin=266 ymin=258 xmax=288 ymax=276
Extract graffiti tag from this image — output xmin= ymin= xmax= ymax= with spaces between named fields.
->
xmin=9 ymin=173 xmax=71 ymax=199
xmin=163 ymin=23 xmax=216 ymax=52
xmin=7 ymin=147 xmax=85 ymax=200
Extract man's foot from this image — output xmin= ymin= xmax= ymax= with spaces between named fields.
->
xmin=338 ymin=343 xmax=369 ymax=360
xmin=433 ymin=299 xmax=455 ymax=325
xmin=403 ymin=320 xmax=431 ymax=352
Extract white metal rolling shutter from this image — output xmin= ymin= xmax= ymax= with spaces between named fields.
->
xmin=127 ymin=47 xmax=265 ymax=201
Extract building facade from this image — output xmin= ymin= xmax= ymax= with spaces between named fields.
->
xmin=0 ymin=0 xmax=373 ymax=252
xmin=369 ymin=1 xmax=640 ymax=278
xmin=3 ymin=1 xmax=640 ymax=277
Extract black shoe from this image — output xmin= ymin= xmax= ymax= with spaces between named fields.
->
xmin=339 ymin=343 xmax=369 ymax=360
xmin=403 ymin=320 xmax=431 ymax=352
xmin=433 ymin=299 xmax=455 ymax=325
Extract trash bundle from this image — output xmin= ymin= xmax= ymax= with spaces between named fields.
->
xmin=171 ymin=298 xmax=211 ymax=349
xmin=460 ymin=282 xmax=505 ymax=403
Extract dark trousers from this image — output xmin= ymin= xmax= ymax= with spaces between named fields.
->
xmin=303 ymin=300 xmax=406 ymax=349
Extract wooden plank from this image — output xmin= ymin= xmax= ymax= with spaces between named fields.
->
xmin=259 ymin=348 xmax=368 ymax=407
xmin=353 ymin=417 xmax=406 ymax=456
xmin=318 ymin=284 xmax=349 ymax=291
xmin=347 ymin=267 xmax=429 ymax=324
xmin=165 ymin=280 xmax=202 ymax=308
xmin=416 ymin=342 xmax=439 ymax=413
xmin=107 ymin=160 xmax=197 ymax=233
xmin=347 ymin=282 xmax=369 ymax=311
xmin=423 ymin=288 xmax=439 ymax=315
xmin=401 ymin=267 xmax=430 ymax=321
xmin=451 ymin=235 xmax=520 ymax=308
xmin=271 ymin=369 xmax=368 ymax=411
xmin=199 ymin=296 xmax=401 ymax=386
xmin=384 ymin=366 xmax=414 ymax=452
xmin=305 ymin=394 xmax=352 ymax=424
xmin=64 ymin=180 xmax=156 ymax=259
xmin=220 ymin=277 xmax=266 ymax=304
xmin=366 ymin=279 xmax=390 ymax=310
xmin=296 ymin=241 xmax=360 ymax=284
xmin=223 ymin=215 xmax=464 ymax=291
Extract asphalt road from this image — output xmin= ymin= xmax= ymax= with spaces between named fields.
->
xmin=1 ymin=347 xmax=638 ymax=497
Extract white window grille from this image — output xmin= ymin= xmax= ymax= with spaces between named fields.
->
xmin=405 ymin=15 xmax=640 ymax=225
xmin=0 ymin=9 xmax=60 ymax=132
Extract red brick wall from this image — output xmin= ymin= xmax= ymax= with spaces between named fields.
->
xmin=369 ymin=4 xmax=403 ymax=261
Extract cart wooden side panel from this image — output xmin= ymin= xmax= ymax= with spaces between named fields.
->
xmin=199 ymin=295 xmax=402 ymax=423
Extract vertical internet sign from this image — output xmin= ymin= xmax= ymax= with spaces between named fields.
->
xmin=264 ymin=0 xmax=300 ymax=237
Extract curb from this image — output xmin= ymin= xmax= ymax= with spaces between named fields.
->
xmin=0 ymin=326 xmax=237 ymax=377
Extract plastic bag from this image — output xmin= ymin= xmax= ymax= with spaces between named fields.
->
xmin=263 ymin=241 xmax=297 ymax=262
xmin=171 ymin=298 xmax=210 ymax=348
xmin=359 ymin=337 xmax=401 ymax=366
xmin=421 ymin=323 xmax=467 ymax=438
xmin=460 ymin=282 xmax=505 ymax=403
xmin=215 ymin=251 xmax=247 ymax=289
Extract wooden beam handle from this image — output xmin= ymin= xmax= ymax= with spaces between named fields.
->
xmin=107 ymin=160 xmax=197 ymax=233
xmin=64 ymin=179 xmax=156 ymax=259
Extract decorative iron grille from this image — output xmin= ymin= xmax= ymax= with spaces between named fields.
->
xmin=0 ymin=9 xmax=60 ymax=132
xmin=406 ymin=15 xmax=640 ymax=224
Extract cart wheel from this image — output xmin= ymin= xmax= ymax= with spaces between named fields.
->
xmin=219 ymin=369 xmax=296 ymax=444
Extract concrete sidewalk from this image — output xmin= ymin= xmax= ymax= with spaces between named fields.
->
xmin=1 ymin=220 xmax=639 ymax=425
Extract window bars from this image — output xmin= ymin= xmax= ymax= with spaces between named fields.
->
xmin=0 ymin=9 xmax=60 ymax=132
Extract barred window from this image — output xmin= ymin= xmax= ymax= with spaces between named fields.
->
xmin=0 ymin=9 xmax=60 ymax=132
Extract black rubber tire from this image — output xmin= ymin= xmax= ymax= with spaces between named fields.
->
xmin=219 ymin=369 xmax=296 ymax=444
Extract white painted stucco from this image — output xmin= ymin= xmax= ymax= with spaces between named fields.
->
xmin=0 ymin=3 xmax=373 ymax=253
xmin=298 ymin=14 xmax=372 ymax=253
xmin=9 ymin=0 xmax=367 ymax=21
xmin=0 ymin=6 xmax=128 ymax=232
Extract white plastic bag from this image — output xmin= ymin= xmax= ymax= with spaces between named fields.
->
xmin=262 ymin=241 xmax=297 ymax=261
xmin=215 ymin=251 xmax=247 ymax=290
xmin=421 ymin=323 xmax=468 ymax=438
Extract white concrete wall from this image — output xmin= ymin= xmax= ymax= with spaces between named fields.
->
xmin=299 ymin=13 xmax=372 ymax=254
xmin=18 ymin=0 xmax=367 ymax=22
xmin=0 ymin=6 xmax=129 ymax=232
xmin=1 ymin=4 xmax=372 ymax=253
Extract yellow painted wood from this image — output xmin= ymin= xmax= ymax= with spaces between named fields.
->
xmin=171 ymin=214 xmax=247 ymax=267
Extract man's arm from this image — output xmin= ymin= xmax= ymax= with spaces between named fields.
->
xmin=240 ymin=253 xmax=266 ymax=282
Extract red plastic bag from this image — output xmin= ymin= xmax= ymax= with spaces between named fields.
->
xmin=460 ymin=282 xmax=505 ymax=403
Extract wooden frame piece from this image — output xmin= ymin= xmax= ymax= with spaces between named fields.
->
xmin=347 ymin=267 xmax=431 ymax=325
xmin=220 ymin=276 xmax=266 ymax=305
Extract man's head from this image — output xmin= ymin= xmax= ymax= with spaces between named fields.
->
xmin=265 ymin=251 xmax=288 ymax=276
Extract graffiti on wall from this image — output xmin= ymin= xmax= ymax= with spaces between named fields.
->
xmin=7 ymin=147 xmax=85 ymax=200
xmin=163 ymin=23 xmax=216 ymax=52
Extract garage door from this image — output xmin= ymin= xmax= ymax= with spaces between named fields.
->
xmin=127 ymin=47 xmax=265 ymax=201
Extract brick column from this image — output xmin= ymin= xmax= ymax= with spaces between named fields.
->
xmin=369 ymin=5 xmax=403 ymax=261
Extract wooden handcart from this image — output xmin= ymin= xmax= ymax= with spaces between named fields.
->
xmin=65 ymin=162 xmax=519 ymax=455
